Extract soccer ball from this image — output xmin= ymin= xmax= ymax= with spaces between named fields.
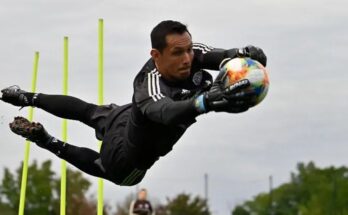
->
xmin=220 ymin=57 xmax=269 ymax=107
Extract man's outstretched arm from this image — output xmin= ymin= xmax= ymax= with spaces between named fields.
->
xmin=137 ymin=76 xmax=252 ymax=126
xmin=140 ymin=96 xmax=199 ymax=125
xmin=194 ymin=43 xmax=267 ymax=70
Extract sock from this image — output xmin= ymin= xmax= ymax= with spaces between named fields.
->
xmin=24 ymin=92 xmax=39 ymax=106
xmin=36 ymin=137 xmax=68 ymax=157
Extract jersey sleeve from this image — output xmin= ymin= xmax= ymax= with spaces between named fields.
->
xmin=192 ymin=43 xmax=228 ymax=70
xmin=134 ymin=70 xmax=199 ymax=126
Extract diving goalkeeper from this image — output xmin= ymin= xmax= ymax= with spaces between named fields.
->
xmin=1 ymin=20 xmax=267 ymax=186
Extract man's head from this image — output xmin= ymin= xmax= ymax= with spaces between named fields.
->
xmin=150 ymin=20 xmax=194 ymax=82
xmin=137 ymin=188 xmax=148 ymax=200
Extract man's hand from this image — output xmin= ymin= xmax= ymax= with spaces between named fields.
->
xmin=225 ymin=45 xmax=267 ymax=67
xmin=194 ymin=72 xmax=254 ymax=113
xmin=243 ymin=45 xmax=267 ymax=67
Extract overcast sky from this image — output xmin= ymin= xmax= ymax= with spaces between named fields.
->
xmin=1 ymin=0 xmax=347 ymax=214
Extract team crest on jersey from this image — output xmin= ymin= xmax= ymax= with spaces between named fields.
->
xmin=192 ymin=71 xmax=203 ymax=86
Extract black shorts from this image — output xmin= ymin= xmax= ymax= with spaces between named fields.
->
xmin=90 ymin=103 xmax=146 ymax=186
xmin=88 ymin=103 xmax=120 ymax=140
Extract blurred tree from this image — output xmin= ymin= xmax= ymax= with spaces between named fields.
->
xmin=165 ymin=193 xmax=210 ymax=215
xmin=0 ymin=160 xmax=56 ymax=214
xmin=154 ymin=205 xmax=169 ymax=215
xmin=114 ymin=193 xmax=134 ymax=215
xmin=231 ymin=205 xmax=249 ymax=215
xmin=232 ymin=162 xmax=348 ymax=215
xmin=0 ymin=201 xmax=16 ymax=215
xmin=0 ymin=159 xmax=110 ymax=215
xmin=53 ymin=168 xmax=93 ymax=215
xmin=0 ymin=168 xmax=19 ymax=211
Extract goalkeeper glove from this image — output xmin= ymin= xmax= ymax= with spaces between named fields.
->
xmin=225 ymin=45 xmax=267 ymax=67
xmin=194 ymin=71 xmax=254 ymax=113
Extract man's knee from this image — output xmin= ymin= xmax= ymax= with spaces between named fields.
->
xmin=81 ymin=103 xmax=99 ymax=127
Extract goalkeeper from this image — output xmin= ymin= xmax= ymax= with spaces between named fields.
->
xmin=1 ymin=20 xmax=266 ymax=186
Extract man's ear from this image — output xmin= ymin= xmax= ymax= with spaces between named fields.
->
xmin=150 ymin=48 xmax=160 ymax=61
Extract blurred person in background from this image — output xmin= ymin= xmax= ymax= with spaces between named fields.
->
xmin=129 ymin=188 xmax=154 ymax=215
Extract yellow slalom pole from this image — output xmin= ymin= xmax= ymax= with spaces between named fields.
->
xmin=18 ymin=52 xmax=39 ymax=215
xmin=97 ymin=18 xmax=104 ymax=215
xmin=60 ymin=36 xmax=69 ymax=215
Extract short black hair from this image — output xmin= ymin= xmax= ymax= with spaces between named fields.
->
xmin=139 ymin=188 xmax=147 ymax=192
xmin=151 ymin=20 xmax=191 ymax=53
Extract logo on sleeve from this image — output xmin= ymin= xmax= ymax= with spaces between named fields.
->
xmin=192 ymin=71 xmax=203 ymax=86
xmin=181 ymin=89 xmax=190 ymax=95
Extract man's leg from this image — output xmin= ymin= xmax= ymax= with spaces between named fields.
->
xmin=9 ymin=116 xmax=107 ymax=178
xmin=1 ymin=86 xmax=100 ymax=132
xmin=34 ymin=93 xmax=98 ymax=126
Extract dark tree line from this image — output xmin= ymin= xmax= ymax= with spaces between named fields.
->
xmin=232 ymin=162 xmax=348 ymax=215
xmin=0 ymin=160 xmax=211 ymax=215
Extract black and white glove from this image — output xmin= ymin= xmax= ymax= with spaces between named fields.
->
xmin=225 ymin=45 xmax=267 ymax=67
xmin=194 ymin=72 xmax=254 ymax=113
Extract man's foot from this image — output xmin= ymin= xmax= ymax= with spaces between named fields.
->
xmin=9 ymin=116 xmax=52 ymax=145
xmin=1 ymin=85 xmax=34 ymax=107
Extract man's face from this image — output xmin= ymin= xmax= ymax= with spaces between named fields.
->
xmin=138 ymin=190 xmax=147 ymax=200
xmin=151 ymin=32 xmax=194 ymax=81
